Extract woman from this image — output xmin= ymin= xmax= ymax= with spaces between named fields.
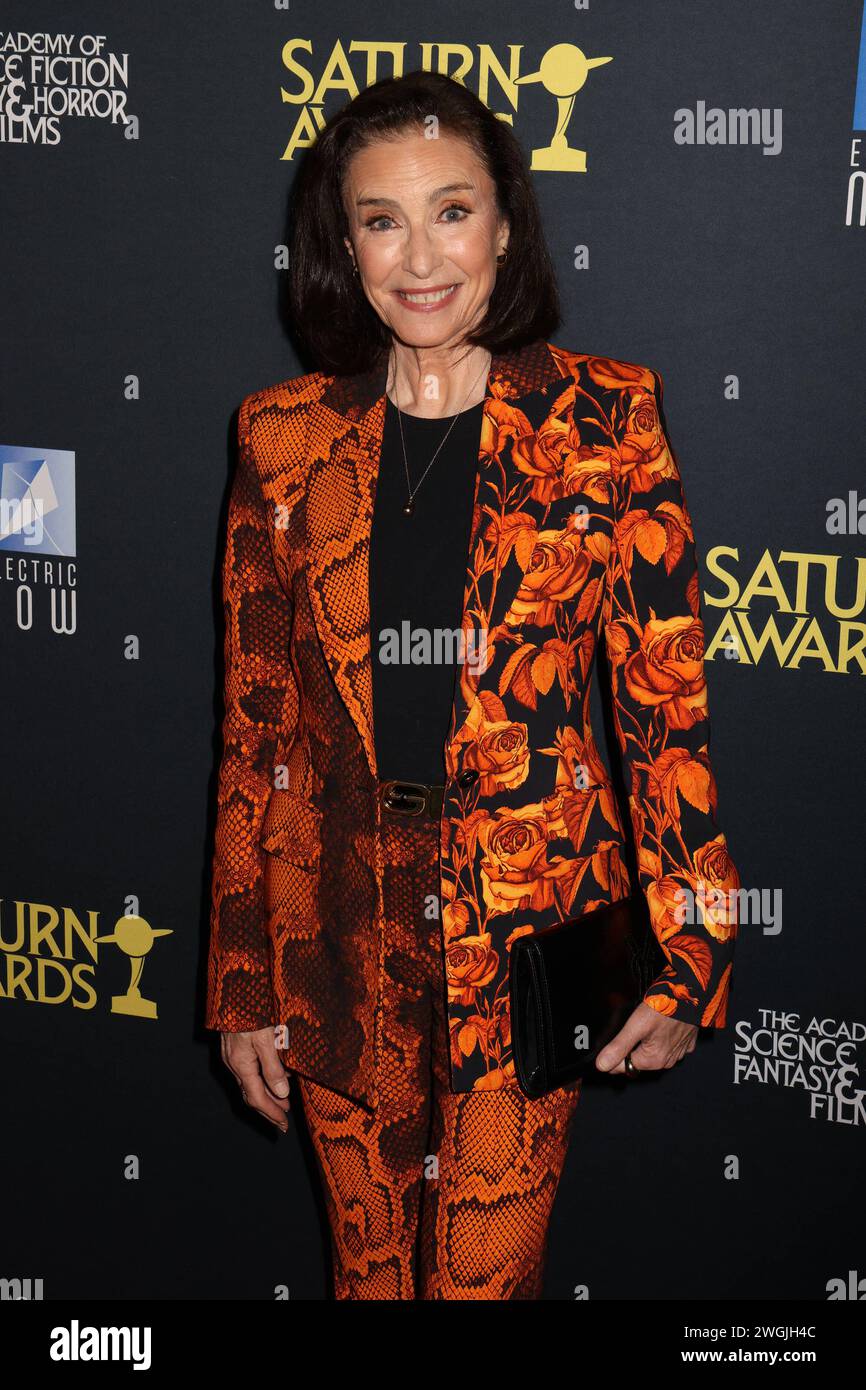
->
xmin=206 ymin=70 xmax=739 ymax=1300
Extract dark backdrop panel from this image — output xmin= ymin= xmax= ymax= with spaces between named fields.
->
xmin=1 ymin=0 xmax=864 ymax=1300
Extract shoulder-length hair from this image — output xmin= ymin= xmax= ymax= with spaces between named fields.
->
xmin=287 ymin=69 xmax=561 ymax=375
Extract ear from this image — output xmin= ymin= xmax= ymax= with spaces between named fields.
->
xmin=343 ymin=236 xmax=356 ymax=267
xmin=496 ymin=215 xmax=511 ymax=258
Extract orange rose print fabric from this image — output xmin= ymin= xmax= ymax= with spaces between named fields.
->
xmin=440 ymin=351 xmax=738 ymax=1091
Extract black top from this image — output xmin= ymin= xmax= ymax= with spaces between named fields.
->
xmin=369 ymin=395 xmax=485 ymax=785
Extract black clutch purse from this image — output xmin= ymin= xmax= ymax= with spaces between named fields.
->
xmin=509 ymin=893 xmax=668 ymax=1098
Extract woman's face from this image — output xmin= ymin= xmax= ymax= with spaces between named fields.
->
xmin=342 ymin=128 xmax=509 ymax=351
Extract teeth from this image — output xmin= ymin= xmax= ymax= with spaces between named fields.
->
xmin=399 ymin=286 xmax=456 ymax=303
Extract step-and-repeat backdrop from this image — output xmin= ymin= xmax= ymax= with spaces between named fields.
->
xmin=2 ymin=0 xmax=864 ymax=1301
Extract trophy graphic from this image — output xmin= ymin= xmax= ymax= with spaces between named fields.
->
xmin=94 ymin=913 xmax=172 ymax=1019
xmin=515 ymin=42 xmax=613 ymax=172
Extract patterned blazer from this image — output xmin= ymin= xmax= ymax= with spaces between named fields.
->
xmin=205 ymin=338 xmax=739 ymax=1103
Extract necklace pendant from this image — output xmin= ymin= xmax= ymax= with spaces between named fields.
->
xmin=402 ymin=496 xmax=415 ymax=517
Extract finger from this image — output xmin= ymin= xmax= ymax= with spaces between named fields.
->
xmin=254 ymin=1038 xmax=291 ymax=1104
xmin=221 ymin=1031 xmax=258 ymax=1085
xmin=607 ymin=1037 xmax=654 ymax=1075
xmin=595 ymin=1009 xmax=655 ymax=1073
xmin=222 ymin=1037 xmax=290 ymax=1128
xmin=259 ymin=1071 xmax=291 ymax=1116
xmin=263 ymin=1071 xmax=291 ymax=1110
xmin=613 ymin=1029 xmax=682 ymax=1074
xmin=663 ymin=1038 xmax=694 ymax=1069
xmin=605 ymin=1041 xmax=652 ymax=1075
xmin=600 ymin=1000 xmax=667 ymax=1073
xmin=241 ymin=1073 xmax=290 ymax=1131
xmin=611 ymin=1012 xmax=700 ymax=1073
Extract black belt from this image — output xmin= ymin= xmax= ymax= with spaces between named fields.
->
xmin=378 ymin=779 xmax=445 ymax=819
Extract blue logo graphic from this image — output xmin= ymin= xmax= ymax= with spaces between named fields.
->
xmin=0 ymin=446 xmax=76 ymax=556
xmin=855 ymin=1 xmax=866 ymax=129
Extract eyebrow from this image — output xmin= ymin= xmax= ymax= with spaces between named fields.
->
xmin=355 ymin=182 xmax=475 ymax=208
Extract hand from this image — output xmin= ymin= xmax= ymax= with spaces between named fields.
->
xmin=220 ymin=1026 xmax=291 ymax=1132
xmin=595 ymin=1001 xmax=698 ymax=1075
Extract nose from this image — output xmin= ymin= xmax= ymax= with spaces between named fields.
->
xmin=402 ymin=222 xmax=442 ymax=280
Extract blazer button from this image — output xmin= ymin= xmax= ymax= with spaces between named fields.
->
xmin=457 ymin=769 xmax=479 ymax=788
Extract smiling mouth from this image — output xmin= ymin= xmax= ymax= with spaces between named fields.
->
xmin=395 ymin=284 xmax=459 ymax=305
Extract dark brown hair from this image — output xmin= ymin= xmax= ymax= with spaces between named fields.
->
xmin=286 ymin=69 xmax=561 ymax=375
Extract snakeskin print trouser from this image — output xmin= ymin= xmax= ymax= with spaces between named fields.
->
xmin=295 ymin=811 xmax=582 ymax=1300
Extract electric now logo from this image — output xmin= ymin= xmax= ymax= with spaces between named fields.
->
xmin=49 ymin=1320 xmax=152 ymax=1370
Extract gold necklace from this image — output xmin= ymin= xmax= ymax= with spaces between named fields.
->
xmin=389 ymin=356 xmax=490 ymax=517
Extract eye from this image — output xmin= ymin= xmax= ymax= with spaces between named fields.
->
xmin=364 ymin=213 xmax=396 ymax=231
xmin=440 ymin=202 xmax=470 ymax=222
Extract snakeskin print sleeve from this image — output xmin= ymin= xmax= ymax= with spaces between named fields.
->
xmin=205 ymin=394 xmax=297 ymax=1033
xmin=603 ymin=367 xmax=739 ymax=1029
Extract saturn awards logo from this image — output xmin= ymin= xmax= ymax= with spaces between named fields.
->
xmin=0 ymin=900 xmax=171 ymax=1020
xmin=281 ymin=40 xmax=612 ymax=171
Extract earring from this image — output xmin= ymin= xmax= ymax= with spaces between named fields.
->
xmin=496 ymin=248 xmax=509 ymax=264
